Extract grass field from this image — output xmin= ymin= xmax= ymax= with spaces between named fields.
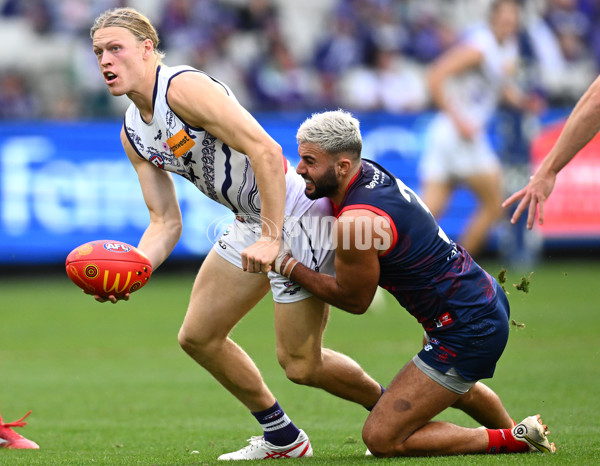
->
xmin=1 ymin=258 xmax=599 ymax=465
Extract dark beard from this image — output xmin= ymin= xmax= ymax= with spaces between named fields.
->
xmin=305 ymin=165 xmax=338 ymax=200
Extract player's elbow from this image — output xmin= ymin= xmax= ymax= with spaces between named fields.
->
xmin=271 ymin=140 xmax=283 ymax=157
xmin=159 ymin=216 xmax=183 ymax=243
xmin=589 ymin=86 xmax=600 ymax=113
xmin=583 ymin=76 xmax=600 ymax=111
xmin=342 ymin=299 xmax=370 ymax=315
xmin=260 ymin=141 xmax=284 ymax=169
xmin=170 ymin=219 xmax=183 ymax=241
xmin=425 ymin=66 xmax=444 ymax=94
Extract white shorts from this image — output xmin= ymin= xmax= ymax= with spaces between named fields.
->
xmin=213 ymin=170 xmax=335 ymax=303
xmin=419 ymin=114 xmax=500 ymax=182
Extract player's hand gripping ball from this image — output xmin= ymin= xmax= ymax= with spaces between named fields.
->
xmin=65 ymin=240 xmax=152 ymax=298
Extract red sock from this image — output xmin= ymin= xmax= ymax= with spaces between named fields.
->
xmin=485 ymin=429 xmax=529 ymax=454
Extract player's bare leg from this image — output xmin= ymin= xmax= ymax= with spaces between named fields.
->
xmin=419 ymin=179 xmax=453 ymax=219
xmin=363 ymin=360 xmax=489 ymax=457
xmin=460 ymin=171 xmax=503 ymax=256
xmin=417 ymin=335 xmax=512 ymax=430
xmin=275 ymin=296 xmax=383 ymax=408
xmin=178 ymin=249 xmax=274 ymax=411
xmin=452 ymin=382 xmax=514 ymax=429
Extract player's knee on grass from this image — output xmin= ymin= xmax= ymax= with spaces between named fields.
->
xmin=362 ymin=421 xmax=402 ymax=458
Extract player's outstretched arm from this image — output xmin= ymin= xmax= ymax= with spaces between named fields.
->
xmin=503 ymin=74 xmax=600 ymax=229
xmin=167 ymin=72 xmax=285 ymax=273
xmin=427 ymin=45 xmax=483 ymax=140
xmin=275 ymin=210 xmax=383 ymax=314
xmin=121 ymin=127 xmax=183 ymax=270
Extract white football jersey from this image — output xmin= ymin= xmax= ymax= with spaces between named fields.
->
xmin=124 ymin=65 xmax=310 ymax=222
xmin=445 ymin=25 xmax=519 ymax=126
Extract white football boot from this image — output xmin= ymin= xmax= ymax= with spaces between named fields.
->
xmin=218 ymin=429 xmax=312 ymax=460
xmin=512 ymin=414 xmax=556 ymax=453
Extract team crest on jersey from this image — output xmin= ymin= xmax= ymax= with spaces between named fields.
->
xmin=149 ymin=154 xmax=165 ymax=169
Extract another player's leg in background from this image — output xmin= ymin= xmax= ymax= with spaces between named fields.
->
xmin=275 ymin=296 xmax=384 ymax=409
xmin=460 ymin=171 xmax=504 ymax=257
xmin=419 ymin=179 xmax=452 ymax=221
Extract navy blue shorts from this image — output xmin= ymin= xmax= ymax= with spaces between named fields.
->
xmin=417 ymin=284 xmax=510 ymax=381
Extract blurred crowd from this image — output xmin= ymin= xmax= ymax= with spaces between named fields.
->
xmin=0 ymin=0 xmax=599 ymax=120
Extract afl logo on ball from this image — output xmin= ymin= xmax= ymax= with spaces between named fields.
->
xmin=103 ymin=242 xmax=131 ymax=253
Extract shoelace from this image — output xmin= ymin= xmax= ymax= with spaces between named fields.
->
xmin=242 ymin=435 xmax=265 ymax=451
xmin=1 ymin=411 xmax=32 ymax=429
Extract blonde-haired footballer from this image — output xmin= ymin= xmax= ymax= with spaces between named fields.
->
xmin=90 ymin=7 xmax=384 ymax=460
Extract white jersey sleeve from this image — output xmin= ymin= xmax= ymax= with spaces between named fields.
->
xmin=446 ymin=25 xmax=519 ymax=125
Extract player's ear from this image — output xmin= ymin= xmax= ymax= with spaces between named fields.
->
xmin=143 ymin=38 xmax=154 ymax=58
xmin=336 ymin=157 xmax=352 ymax=177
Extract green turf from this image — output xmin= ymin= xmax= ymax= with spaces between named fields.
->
xmin=1 ymin=258 xmax=598 ymax=464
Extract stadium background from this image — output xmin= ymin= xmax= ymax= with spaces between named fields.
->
xmin=1 ymin=0 xmax=600 ymax=267
xmin=1 ymin=2 xmax=600 ymax=464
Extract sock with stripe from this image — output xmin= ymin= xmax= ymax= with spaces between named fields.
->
xmin=485 ymin=428 xmax=529 ymax=454
xmin=252 ymin=401 xmax=300 ymax=446
xmin=366 ymin=384 xmax=386 ymax=411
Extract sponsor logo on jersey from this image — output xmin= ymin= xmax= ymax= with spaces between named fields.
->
xmin=434 ymin=312 xmax=454 ymax=328
xmin=167 ymin=128 xmax=196 ymax=158
xmin=365 ymin=163 xmax=386 ymax=189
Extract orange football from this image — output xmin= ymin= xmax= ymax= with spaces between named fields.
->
xmin=65 ymin=240 xmax=152 ymax=298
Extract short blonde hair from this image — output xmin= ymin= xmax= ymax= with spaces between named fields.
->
xmin=90 ymin=7 xmax=165 ymax=60
xmin=297 ymin=109 xmax=362 ymax=158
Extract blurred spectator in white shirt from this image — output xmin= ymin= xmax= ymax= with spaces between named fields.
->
xmin=337 ymin=47 xmax=428 ymax=113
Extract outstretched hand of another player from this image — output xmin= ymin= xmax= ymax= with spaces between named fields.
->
xmin=502 ymin=169 xmax=557 ymax=230
xmin=242 ymin=237 xmax=281 ymax=273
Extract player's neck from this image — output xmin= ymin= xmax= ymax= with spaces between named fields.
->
xmin=330 ymin=162 xmax=361 ymax=206
xmin=128 ymin=62 xmax=160 ymax=122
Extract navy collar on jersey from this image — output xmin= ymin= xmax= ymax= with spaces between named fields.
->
xmin=331 ymin=161 xmax=364 ymax=217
